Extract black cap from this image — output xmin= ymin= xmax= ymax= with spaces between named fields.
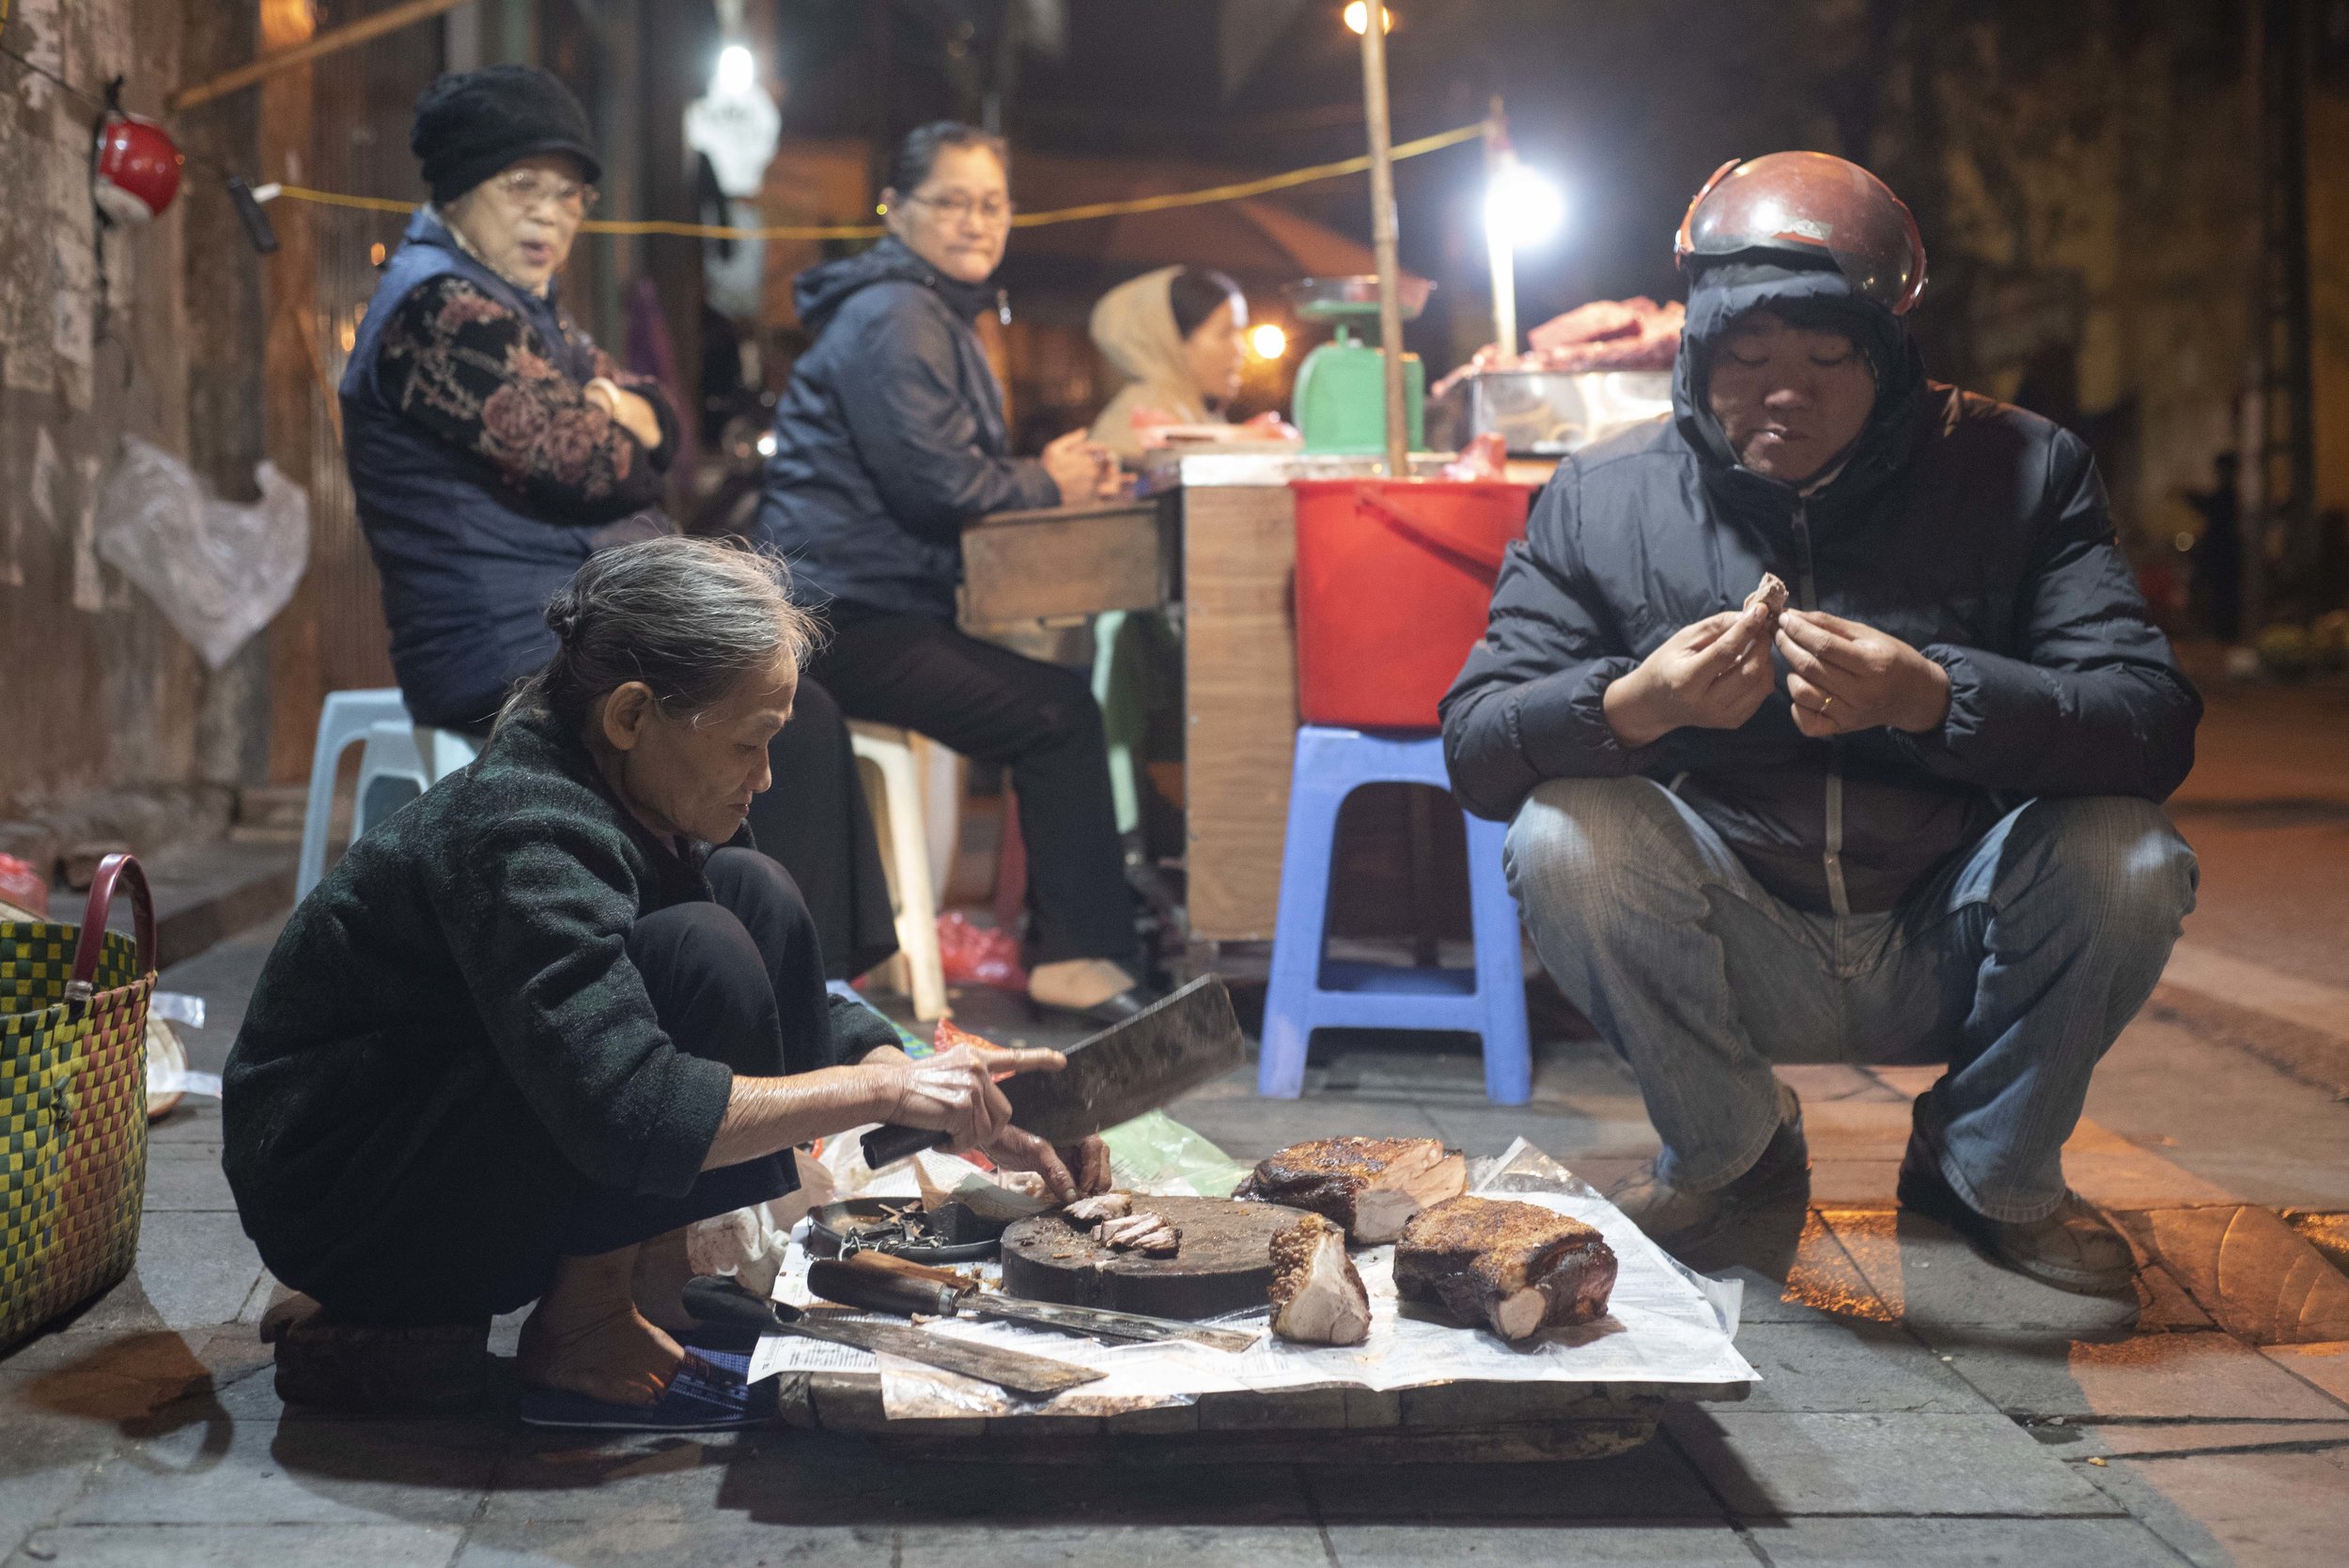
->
xmin=411 ymin=65 xmax=601 ymax=206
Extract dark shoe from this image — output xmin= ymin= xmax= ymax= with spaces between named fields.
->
xmin=1605 ymin=1081 xmax=1810 ymax=1253
xmin=1028 ymin=983 xmax=1166 ymax=1031
xmin=1897 ymin=1117 xmax=2135 ymax=1295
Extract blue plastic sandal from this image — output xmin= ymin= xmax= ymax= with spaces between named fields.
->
xmin=516 ymin=1351 xmax=773 ymax=1431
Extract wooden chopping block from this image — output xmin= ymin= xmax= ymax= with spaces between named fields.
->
xmin=1001 ymin=1196 xmax=1303 ymax=1319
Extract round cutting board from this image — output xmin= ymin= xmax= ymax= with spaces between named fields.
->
xmin=1000 ymin=1196 xmax=1304 ymax=1319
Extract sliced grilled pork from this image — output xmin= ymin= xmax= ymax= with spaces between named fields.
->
xmin=1064 ymin=1192 xmax=1133 ymax=1226
xmin=1093 ymin=1211 xmax=1181 ymax=1257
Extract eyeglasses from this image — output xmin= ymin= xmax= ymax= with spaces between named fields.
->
xmin=491 ymin=167 xmax=599 ymax=218
xmin=905 ymin=191 xmax=1016 ymax=227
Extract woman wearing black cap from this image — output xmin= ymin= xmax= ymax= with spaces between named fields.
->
xmin=339 ymin=65 xmax=896 ymax=986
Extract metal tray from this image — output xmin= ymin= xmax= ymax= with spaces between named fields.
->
xmin=806 ymin=1199 xmax=1002 ymax=1264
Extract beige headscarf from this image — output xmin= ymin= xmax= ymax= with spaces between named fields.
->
xmin=1088 ymin=266 xmax=1224 ymax=458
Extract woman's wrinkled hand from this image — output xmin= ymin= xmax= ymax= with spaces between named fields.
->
xmin=986 ymin=1128 xmax=1113 ymax=1203
xmin=868 ymin=1044 xmax=1065 ymax=1154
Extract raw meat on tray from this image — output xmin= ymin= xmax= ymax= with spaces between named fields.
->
xmin=1393 ymin=1195 xmax=1619 ymax=1343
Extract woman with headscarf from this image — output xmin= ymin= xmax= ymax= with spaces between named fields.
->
xmin=1088 ymin=265 xmax=1250 ymax=460
xmin=339 ymin=65 xmax=895 ymax=983
xmin=754 ymin=121 xmax=1159 ymax=1025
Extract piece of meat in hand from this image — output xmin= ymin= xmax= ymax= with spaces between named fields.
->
xmin=1744 ymin=571 xmax=1789 ymax=624
xmin=1394 ymin=1196 xmax=1619 ymax=1343
xmin=1064 ymin=1191 xmax=1132 ymax=1226
xmin=1093 ymin=1211 xmax=1181 ymax=1257
xmin=1268 ymin=1213 xmax=1372 ymax=1345
xmin=1237 ymin=1137 xmax=1468 ymax=1244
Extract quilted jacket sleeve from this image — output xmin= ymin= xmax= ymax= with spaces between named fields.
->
xmin=1893 ymin=431 xmax=2201 ymax=800
xmin=1439 ymin=461 xmax=1657 ymax=821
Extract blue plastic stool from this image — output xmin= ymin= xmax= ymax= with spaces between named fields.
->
xmin=297 ymin=691 xmax=478 ymax=900
xmin=1259 ymin=725 xmax=1532 ymax=1105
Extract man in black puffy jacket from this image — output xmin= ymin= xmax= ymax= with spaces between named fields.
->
xmin=1440 ymin=154 xmax=2200 ymax=1295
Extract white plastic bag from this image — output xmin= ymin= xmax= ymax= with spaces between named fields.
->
xmin=96 ymin=436 xmax=309 ymax=669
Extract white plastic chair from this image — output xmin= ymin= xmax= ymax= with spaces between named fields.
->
xmin=848 ymin=722 xmax=950 ymax=1021
xmin=298 ymin=690 xmax=481 ymax=901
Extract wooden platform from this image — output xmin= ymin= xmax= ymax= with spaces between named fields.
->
xmin=770 ymin=1367 xmax=1748 ymax=1462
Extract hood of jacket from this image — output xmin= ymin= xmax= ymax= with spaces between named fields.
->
xmin=793 ymin=235 xmax=999 ymax=337
xmin=1089 ymin=266 xmax=1208 ymax=424
xmin=1671 ymin=258 xmax=1930 ymax=545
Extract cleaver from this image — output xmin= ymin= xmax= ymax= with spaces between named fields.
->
xmin=861 ymin=974 xmax=1246 ymax=1169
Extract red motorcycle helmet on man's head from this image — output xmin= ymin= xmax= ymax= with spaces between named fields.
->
xmin=94 ymin=110 xmax=184 ymax=225
xmin=1673 ymin=151 xmax=1927 ymax=316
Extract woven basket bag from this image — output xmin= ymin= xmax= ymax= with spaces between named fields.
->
xmin=1 ymin=853 xmax=153 ymax=1348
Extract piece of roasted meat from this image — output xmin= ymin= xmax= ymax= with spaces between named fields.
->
xmin=1093 ymin=1211 xmax=1181 ymax=1257
xmin=1064 ymin=1192 xmax=1132 ymax=1226
xmin=1744 ymin=571 xmax=1789 ymax=624
xmin=1237 ymin=1137 xmax=1469 ymax=1244
xmin=1268 ymin=1213 xmax=1372 ymax=1346
xmin=1394 ymin=1196 xmax=1619 ymax=1343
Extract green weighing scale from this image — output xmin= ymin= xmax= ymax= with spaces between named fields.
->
xmin=1286 ymin=275 xmax=1435 ymax=456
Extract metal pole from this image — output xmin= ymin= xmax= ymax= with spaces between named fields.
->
xmin=1483 ymin=99 xmax=1517 ymax=368
xmin=168 ymin=0 xmax=476 ymax=112
xmin=1358 ymin=2 xmax=1408 ymax=476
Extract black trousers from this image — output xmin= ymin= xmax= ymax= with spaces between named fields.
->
xmin=490 ymin=848 xmax=832 ymax=1311
xmin=809 ymin=604 xmax=1140 ymax=968
xmin=745 ymin=675 xmax=899 ymax=982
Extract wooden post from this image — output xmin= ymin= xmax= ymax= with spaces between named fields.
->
xmin=1357 ymin=2 xmax=1408 ymax=477
xmin=1483 ymin=99 xmax=1517 ymax=369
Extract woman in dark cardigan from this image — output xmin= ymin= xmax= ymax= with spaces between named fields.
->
xmin=225 ymin=538 xmax=1105 ymax=1413
xmin=341 ymin=64 xmax=894 ymax=981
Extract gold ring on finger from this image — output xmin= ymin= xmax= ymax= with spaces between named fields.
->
xmin=1819 ymin=694 xmax=1835 ymax=713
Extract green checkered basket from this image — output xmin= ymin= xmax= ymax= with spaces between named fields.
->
xmin=1 ymin=854 xmax=153 ymax=1348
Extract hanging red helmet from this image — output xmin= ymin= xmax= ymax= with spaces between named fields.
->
xmin=1673 ymin=151 xmax=1927 ymax=316
xmin=94 ymin=112 xmax=184 ymax=225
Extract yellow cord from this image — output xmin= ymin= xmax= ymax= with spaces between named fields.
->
xmin=267 ymin=121 xmax=1486 ymax=241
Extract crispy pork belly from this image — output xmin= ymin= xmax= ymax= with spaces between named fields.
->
xmin=1237 ymin=1137 xmax=1468 ymax=1244
xmin=1745 ymin=571 xmax=1789 ymax=622
xmin=1393 ymin=1196 xmax=1619 ymax=1343
xmin=1268 ymin=1214 xmax=1372 ymax=1346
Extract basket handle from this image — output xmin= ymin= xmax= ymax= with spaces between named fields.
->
xmin=68 ymin=853 xmax=156 ymax=1003
xmin=1352 ymin=485 xmax=1521 ymax=579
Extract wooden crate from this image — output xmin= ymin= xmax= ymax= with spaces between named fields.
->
xmin=958 ymin=497 xmax=1175 ymax=633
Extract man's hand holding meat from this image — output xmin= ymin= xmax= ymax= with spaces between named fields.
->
xmin=1774 ymin=608 xmax=1952 ymax=737
xmin=1602 ymin=602 xmax=1778 ymax=748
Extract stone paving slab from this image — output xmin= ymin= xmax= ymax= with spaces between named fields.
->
xmin=2076 ymin=1443 xmax=2349 ymax=1568
xmin=2121 ymin=1205 xmax=2349 ymax=1344
xmin=1736 ymin=1514 xmax=2192 ymax=1566
xmin=1819 ymin=1208 xmax=2142 ymax=1336
xmin=1663 ymin=1408 xmax=2121 ymax=1519
xmin=1324 ymin=1519 xmax=1756 ymax=1565
xmin=898 ymin=1522 xmax=1332 ymax=1567
xmin=61 ymin=1413 xmax=498 ymax=1528
xmin=1940 ymin=1327 xmax=2349 ymax=1421
xmin=1297 ymin=1449 xmax=1721 ymax=1521
xmin=8 ymin=1522 xmax=465 ymax=1568
xmin=2262 ymin=1340 xmax=2349 ymax=1405
xmin=455 ymin=1516 xmax=888 ymax=1566
xmin=1729 ymin=1321 xmax=1992 ymax=1415
xmin=2061 ymin=1420 xmax=2349 ymax=1458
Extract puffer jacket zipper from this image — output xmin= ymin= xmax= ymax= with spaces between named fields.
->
xmin=1789 ymin=500 xmax=1853 ymax=920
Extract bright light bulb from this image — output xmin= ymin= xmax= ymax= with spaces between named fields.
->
xmin=714 ymin=44 xmax=755 ymax=97
xmin=1249 ymin=323 xmax=1288 ymax=361
xmin=1485 ymin=163 xmax=1566 ymax=250
xmin=1342 ymin=3 xmax=1392 ymax=35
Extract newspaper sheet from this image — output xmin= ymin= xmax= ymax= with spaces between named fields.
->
xmin=745 ymin=1141 xmax=1757 ymax=1419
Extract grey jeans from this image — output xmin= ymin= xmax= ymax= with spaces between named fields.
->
xmin=1504 ymin=778 xmax=2198 ymax=1223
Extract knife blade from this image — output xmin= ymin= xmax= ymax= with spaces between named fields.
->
xmin=862 ymin=975 xmax=1247 ymax=1168
xmin=679 ymin=1275 xmax=1102 ymax=1399
xmin=807 ymin=1256 xmax=1259 ymax=1353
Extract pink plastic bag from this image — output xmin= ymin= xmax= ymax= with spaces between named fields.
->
xmin=0 ymin=853 xmax=46 ymax=916
xmin=936 ymin=910 xmax=1028 ymax=991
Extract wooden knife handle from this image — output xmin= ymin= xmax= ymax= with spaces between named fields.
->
xmin=860 ymin=1122 xmax=948 ymax=1170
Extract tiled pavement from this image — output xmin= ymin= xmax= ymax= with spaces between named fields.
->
xmin=5 ymin=911 xmax=2346 ymax=1567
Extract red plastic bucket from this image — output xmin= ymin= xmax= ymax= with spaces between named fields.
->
xmin=1290 ymin=478 xmax=1535 ymax=730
